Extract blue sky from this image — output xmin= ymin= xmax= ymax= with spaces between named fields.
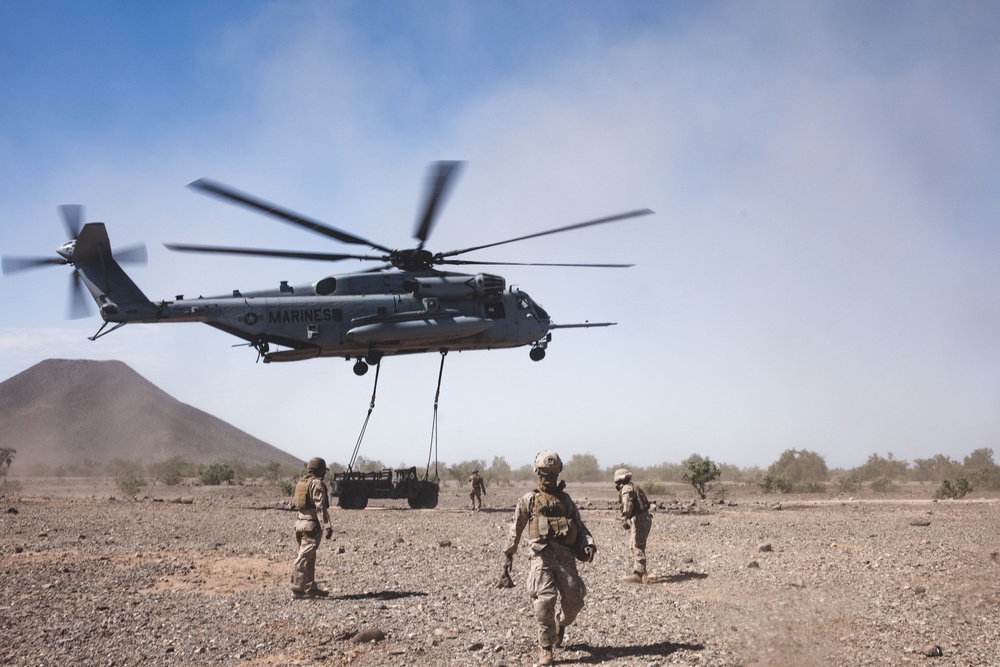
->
xmin=1 ymin=1 xmax=998 ymax=471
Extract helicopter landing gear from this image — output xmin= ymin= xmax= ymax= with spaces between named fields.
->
xmin=353 ymin=359 xmax=369 ymax=376
xmin=529 ymin=334 xmax=551 ymax=361
xmin=365 ymin=348 xmax=383 ymax=366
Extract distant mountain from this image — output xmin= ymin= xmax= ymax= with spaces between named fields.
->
xmin=0 ymin=359 xmax=302 ymax=468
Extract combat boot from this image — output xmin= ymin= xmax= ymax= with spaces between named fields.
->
xmin=538 ymin=646 xmax=554 ymax=665
xmin=306 ymin=587 xmax=329 ymax=598
xmin=621 ymin=572 xmax=644 ymax=583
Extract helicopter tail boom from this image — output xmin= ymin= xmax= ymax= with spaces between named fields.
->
xmin=73 ymin=223 xmax=159 ymax=322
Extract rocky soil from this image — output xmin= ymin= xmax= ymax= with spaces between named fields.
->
xmin=2 ymin=479 xmax=999 ymax=666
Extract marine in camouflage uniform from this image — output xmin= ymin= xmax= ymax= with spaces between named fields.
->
xmin=291 ymin=457 xmax=333 ymax=599
xmin=468 ymin=469 xmax=487 ymax=511
xmin=500 ymin=451 xmax=596 ymax=666
xmin=614 ymin=468 xmax=653 ymax=583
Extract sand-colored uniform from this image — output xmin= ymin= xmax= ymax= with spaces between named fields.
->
xmin=291 ymin=474 xmax=331 ymax=594
xmin=618 ymin=482 xmax=652 ymax=576
xmin=503 ymin=486 xmax=596 ymax=649
xmin=468 ymin=472 xmax=487 ymax=510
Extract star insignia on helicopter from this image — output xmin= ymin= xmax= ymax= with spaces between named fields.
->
xmin=242 ymin=312 xmax=259 ymax=326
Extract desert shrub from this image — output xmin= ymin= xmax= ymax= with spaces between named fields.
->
xmin=0 ymin=447 xmax=15 ymax=477
xmin=682 ymin=456 xmax=721 ymax=499
xmin=869 ymin=476 xmax=899 ymax=494
xmin=934 ymin=477 xmax=972 ymax=500
xmin=766 ymin=449 xmax=829 ymax=487
xmin=639 ymin=480 xmax=667 ymax=496
xmin=148 ymin=456 xmax=191 ymax=486
xmin=277 ymin=477 xmax=296 ymax=496
xmin=797 ymin=481 xmax=827 ymax=494
xmin=854 ymin=453 xmax=908 ymax=482
xmin=968 ymin=466 xmax=1000 ymax=491
xmin=835 ymin=472 xmax=862 ymax=494
xmin=114 ymin=464 xmax=147 ymax=496
xmin=486 ymin=456 xmax=512 ymax=487
xmin=198 ymin=461 xmax=236 ymax=486
xmin=563 ymin=453 xmax=602 ymax=483
xmin=754 ymin=472 xmax=793 ymax=494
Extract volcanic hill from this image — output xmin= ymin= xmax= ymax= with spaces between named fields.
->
xmin=0 ymin=359 xmax=301 ymax=468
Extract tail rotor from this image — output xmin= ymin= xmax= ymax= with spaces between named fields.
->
xmin=2 ymin=205 xmax=147 ymax=319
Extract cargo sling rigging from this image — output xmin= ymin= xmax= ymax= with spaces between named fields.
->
xmin=347 ymin=350 xmax=447 ymax=481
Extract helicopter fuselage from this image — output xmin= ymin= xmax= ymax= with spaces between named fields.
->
xmin=99 ymin=269 xmax=553 ymax=365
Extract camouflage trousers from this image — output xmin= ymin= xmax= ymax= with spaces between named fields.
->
xmin=291 ymin=520 xmax=323 ymax=592
xmin=470 ymin=489 xmax=483 ymax=509
xmin=627 ymin=512 xmax=652 ymax=575
xmin=527 ymin=542 xmax=587 ymax=649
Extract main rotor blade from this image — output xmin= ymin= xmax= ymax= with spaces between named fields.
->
xmin=67 ymin=271 xmax=91 ymax=319
xmin=164 ymin=243 xmax=383 ymax=263
xmin=188 ymin=178 xmax=393 ymax=253
xmin=414 ymin=161 xmax=463 ymax=247
xmin=2 ymin=256 xmax=68 ymax=275
xmin=437 ymin=208 xmax=654 ymax=260
xmin=439 ymin=259 xmax=635 ymax=268
xmin=113 ymin=243 xmax=148 ymax=265
xmin=60 ymin=204 xmax=83 ymax=239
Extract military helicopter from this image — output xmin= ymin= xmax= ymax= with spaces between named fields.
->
xmin=2 ymin=162 xmax=652 ymax=376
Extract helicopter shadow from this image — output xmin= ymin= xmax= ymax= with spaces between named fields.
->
xmin=332 ymin=590 xmax=428 ymax=601
xmin=566 ymin=640 xmax=704 ymax=664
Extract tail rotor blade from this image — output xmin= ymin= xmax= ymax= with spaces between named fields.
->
xmin=60 ymin=205 xmax=83 ymax=239
xmin=2 ymin=256 xmax=68 ymax=276
xmin=114 ymin=243 xmax=148 ymax=265
xmin=67 ymin=271 xmax=92 ymax=319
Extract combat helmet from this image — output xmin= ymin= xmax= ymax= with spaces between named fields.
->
xmin=533 ymin=451 xmax=563 ymax=476
xmin=306 ymin=457 xmax=328 ymax=474
xmin=613 ymin=468 xmax=632 ymax=484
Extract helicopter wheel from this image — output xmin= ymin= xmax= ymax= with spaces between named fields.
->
xmin=365 ymin=348 xmax=383 ymax=365
xmin=529 ymin=347 xmax=546 ymax=362
xmin=353 ymin=360 xmax=369 ymax=376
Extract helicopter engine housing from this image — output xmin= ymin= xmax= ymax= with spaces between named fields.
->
xmin=404 ymin=272 xmax=506 ymax=300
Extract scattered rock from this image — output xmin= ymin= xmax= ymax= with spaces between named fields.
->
xmin=747 ymin=561 xmax=760 ymax=569
xmin=758 ymin=544 xmax=773 ymax=552
xmin=921 ymin=644 xmax=943 ymax=657
xmin=909 ymin=520 xmax=931 ymax=527
xmin=351 ymin=627 xmax=385 ymax=644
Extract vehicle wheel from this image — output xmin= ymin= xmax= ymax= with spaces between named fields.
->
xmin=407 ymin=496 xmax=421 ymax=509
xmin=353 ymin=360 xmax=369 ymax=376
xmin=365 ymin=349 xmax=383 ymax=365
xmin=338 ymin=490 xmax=369 ymax=510
xmin=529 ymin=347 xmax=546 ymax=361
xmin=415 ymin=485 xmax=439 ymax=509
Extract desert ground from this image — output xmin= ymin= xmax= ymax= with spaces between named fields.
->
xmin=2 ymin=478 xmax=999 ymax=667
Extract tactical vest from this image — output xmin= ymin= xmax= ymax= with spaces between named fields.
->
xmin=634 ymin=486 xmax=651 ymax=513
xmin=528 ymin=490 xmax=578 ymax=547
xmin=294 ymin=477 xmax=316 ymax=511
